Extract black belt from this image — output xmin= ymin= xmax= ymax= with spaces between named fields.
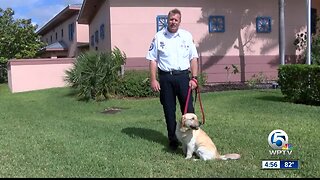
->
xmin=158 ymin=68 xmax=189 ymax=75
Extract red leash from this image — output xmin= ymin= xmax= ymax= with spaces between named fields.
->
xmin=183 ymin=79 xmax=206 ymax=125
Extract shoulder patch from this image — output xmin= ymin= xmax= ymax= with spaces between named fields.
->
xmin=149 ymin=42 xmax=154 ymax=51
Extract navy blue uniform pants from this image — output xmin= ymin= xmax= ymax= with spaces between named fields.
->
xmin=159 ymin=72 xmax=195 ymax=143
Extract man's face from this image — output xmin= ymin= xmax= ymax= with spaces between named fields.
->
xmin=167 ymin=13 xmax=181 ymax=33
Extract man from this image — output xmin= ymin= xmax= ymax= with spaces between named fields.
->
xmin=146 ymin=8 xmax=199 ymax=150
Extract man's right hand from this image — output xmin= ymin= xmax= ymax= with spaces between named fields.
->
xmin=150 ymin=79 xmax=161 ymax=92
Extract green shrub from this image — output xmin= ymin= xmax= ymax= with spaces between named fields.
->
xmin=197 ymin=72 xmax=207 ymax=87
xmin=0 ymin=63 xmax=7 ymax=83
xmin=65 ymin=47 xmax=126 ymax=101
xmin=115 ymin=70 xmax=158 ymax=98
xmin=278 ymin=64 xmax=320 ymax=105
xmin=246 ymin=72 xmax=268 ymax=87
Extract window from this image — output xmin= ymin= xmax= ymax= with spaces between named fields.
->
xmin=256 ymin=16 xmax=271 ymax=33
xmin=95 ymin=30 xmax=99 ymax=43
xmin=61 ymin=29 xmax=64 ymax=38
xmin=100 ymin=24 xmax=105 ymax=40
xmin=156 ymin=15 xmax=167 ymax=32
xmin=68 ymin=23 xmax=74 ymax=41
xmin=209 ymin=16 xmax=225 ymax=33
xmin=91 ymin=35 xmax=94 ymax=47
xmin=55 ymin=32 xmax=58 ymax=40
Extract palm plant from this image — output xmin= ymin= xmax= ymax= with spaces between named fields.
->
xmin=65 ymin=47 xmax=126 ymax=101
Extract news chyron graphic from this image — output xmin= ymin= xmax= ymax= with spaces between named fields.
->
xmin=261 ymin=129 xmax=299 ymax=170
xmin=268 ymin=129 xmax=292 ymax=155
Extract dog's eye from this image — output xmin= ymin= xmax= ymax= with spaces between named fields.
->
xmin=192 ymin=117 xmax=195 ymax=120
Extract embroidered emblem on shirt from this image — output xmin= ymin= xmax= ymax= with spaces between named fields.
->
xmin=149 ymin=43 xmax=154 ymax=51
xmin=160 ymin=42 xmax=165 ymax=49
xmin=149 ymin=38 xmax=156 ymax=51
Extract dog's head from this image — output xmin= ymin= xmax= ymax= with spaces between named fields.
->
xmin=180 ymin=113 xmax=200 ymax=132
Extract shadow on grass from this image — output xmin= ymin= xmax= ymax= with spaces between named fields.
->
xmin=121 ymin=127 xmax=183 ymax=154
xmin=62 ymin=89 xmax=95 ymax=102
xmin=63 ymin=88 xmax=79 ymax=97
xmin=256 ymin=95 xmax=286 ymax=103
xmin=254 ymin=90 xmax=287 ymax=103
xmin=122 ymin=127 xmax=167 ymax=146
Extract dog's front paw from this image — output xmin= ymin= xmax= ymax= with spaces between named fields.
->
xmin=185 ymin=155 xmax=193 ymax=160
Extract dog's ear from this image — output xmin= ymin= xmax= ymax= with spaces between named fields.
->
xmin=180 ymin=115 xmax=187 ymax=132
xmin=181 ymin=115 xmax=186 ymax=127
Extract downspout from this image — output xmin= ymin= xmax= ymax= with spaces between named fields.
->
xmin=307 ymin=0 xmax=312 ymax=65
xmin=279 ymin=0 xmax=285 ymax=65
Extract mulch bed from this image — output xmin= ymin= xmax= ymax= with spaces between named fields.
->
xmin=200 ymin=82 xmax=276 ymax=93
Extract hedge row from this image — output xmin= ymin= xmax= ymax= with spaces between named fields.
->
xmin=278 ymin=64 xmax=320 ymax=105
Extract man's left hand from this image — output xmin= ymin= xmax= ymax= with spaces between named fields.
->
xmin=189 ymin=78 xmax=198 ymax=89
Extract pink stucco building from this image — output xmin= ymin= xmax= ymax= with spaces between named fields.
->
xmin=36 ymin=4 xmax=89 ymax=58
xmin=77 ymin=0 xmax=320 ymax=83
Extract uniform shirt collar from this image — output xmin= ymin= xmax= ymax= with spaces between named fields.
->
xmin=164 ymin=28 xmax=180 ymax=38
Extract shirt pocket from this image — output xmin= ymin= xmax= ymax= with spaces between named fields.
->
xmin=181 ymin=45 xmax=190 ymax=59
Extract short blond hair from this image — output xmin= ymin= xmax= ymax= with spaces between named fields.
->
xmin=168 ymin=8 xmax=181 ymax=20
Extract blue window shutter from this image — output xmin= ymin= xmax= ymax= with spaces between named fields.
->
xmin=209 ymin=16 xmax=225 ymax=33
xmin=256 ymin=16 xmax=272 ymax=33
xmin=100 ymin=24 xmax=105 ymax=39
xmin=156 ymin=15 xmax=167 ymax=32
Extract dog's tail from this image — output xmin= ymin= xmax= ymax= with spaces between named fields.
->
xmin=219 ymin=153 xmax=241 ymax=160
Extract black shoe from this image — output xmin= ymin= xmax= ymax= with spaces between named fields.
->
xmin=169 ymin=140 xmax=179 ymax=151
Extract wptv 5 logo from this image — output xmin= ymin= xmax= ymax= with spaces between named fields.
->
xmin=268 ymin=129 xmax=293 ymax=156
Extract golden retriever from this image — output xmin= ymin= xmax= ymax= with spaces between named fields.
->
xmin=175 ymin=113 xmax=241 ymax=161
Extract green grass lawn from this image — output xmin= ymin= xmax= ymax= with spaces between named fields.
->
xmin=0 ymin=84 xmax=319 ymax=178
